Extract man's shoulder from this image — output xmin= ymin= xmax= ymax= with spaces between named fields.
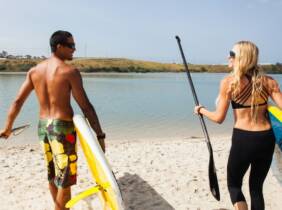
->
xmin=61 ymin=65 xmax=81 ymax=81
xmin=65 ymin=66 xmax=80 ymax=76
xmin=37 ymin=58 xmax=49 ymax=66
xmin=31 ymin=59 xmax=48 ymax=72
xmin=28 ymin=63 xmax=42 ymax=76
xmin=45 ymin=59 xmax=79 ymax=77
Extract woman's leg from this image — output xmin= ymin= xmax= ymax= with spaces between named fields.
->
xmin=234 ymin=201 xmax=248 ymax=210
xmin=227 ymin=129 xmax=251 ymax=209
xmin=248 ymin=130 xmax=275 ymax=210
xmin=227 ymin=150 xmax=250 ymax=208
xmin=248 ymin=158 xmax=272 ymax=210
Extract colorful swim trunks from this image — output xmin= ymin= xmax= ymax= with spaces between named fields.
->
xmin=38 ymin=119 xmax=77 ymax=188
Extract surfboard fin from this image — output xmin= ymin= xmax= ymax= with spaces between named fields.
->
xmin=65 ymin=182 xmax=110 ymax=208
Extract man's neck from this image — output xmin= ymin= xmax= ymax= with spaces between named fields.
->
xmin=51 ymin=53 xmax=65 ymax=62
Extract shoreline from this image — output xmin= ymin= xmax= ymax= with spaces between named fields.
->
xmin=1 ymin=137 xmax=281 ymax=210
xmin=0 ymin=131 xmax=233 ymax=147
xmin=1 ymin=71 xmax=282 ymax=75
xmin=0 ymin=71 xmax=226 ymax=75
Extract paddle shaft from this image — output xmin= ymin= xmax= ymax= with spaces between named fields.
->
xmin=175 ymin=35 xmax=220 ymax=201
xmin=11 ymin=124 xmax=30 ymax=134
xmin=175 ymin=36 xmax=210 ymax=143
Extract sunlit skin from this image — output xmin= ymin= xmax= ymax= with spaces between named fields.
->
xmin=0 ymin=36 xmax=105 ymax=210
xmin=194 ymin=48 xmax=282 ymax=210
xmin=194 ymin=53 xmax=282 ymax=131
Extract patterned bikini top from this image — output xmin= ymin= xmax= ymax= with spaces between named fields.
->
xmin=231 ymin=75 xmax=268 ymax=109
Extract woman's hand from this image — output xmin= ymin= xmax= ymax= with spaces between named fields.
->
xmin=194 ymin=105 xmax=205 ymax=115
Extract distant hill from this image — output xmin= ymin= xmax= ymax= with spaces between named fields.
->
xmin=0 ymin=58 xmax=282 ymax=73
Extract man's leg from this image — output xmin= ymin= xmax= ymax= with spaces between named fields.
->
xmin=38 ymin=120 xmax=59 ymax=205
xmin=48 ymin=120 xmax=77 ymax=210
xmin=49 ymin=180 xmax=58 ymax=202
xmin=55 ymin=187 xmax=71 ymax=210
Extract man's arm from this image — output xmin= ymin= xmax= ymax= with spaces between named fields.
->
xmin=0 ymin=70 xmax=34 ymax=138
xmin=69 ymin=69 xmax=106 ymax=152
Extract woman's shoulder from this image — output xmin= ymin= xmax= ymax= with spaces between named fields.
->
xmin=262 ymin=74 xmax=275 ymax=81
xmin=220 ymin=75 xmax=234 ymax=85
xmin=261 ymin=75 xmax=280 ymax=93
xmin=260 ymin=75 xmax=277 ymax=85
xmin=219 ymin=75 xmax=234 ymax=95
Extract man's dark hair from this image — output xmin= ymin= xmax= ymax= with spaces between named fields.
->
xmin=50 ymin=30 xmax=73 ymax=53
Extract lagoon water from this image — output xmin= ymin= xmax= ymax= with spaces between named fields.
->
xmin=1 ymin=72 xmax=282 ymax=144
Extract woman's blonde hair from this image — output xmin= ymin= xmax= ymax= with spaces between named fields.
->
xmin=231 ymin=41 xmax=265 ymax=122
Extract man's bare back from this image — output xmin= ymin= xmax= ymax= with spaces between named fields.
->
xmin=31 ymin=57 xmax=75 ymax=121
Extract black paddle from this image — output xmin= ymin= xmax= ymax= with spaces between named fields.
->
xmin=0 ymin=124 xmax=30 ymax=138
xmin=175 ymin=35 xmax=220 ymax=201
xmin=11 ymin=124 xmax=30 ymax=136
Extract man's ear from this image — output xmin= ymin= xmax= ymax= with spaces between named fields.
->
xmin=56 ymin=44 xmax=62 ymax=51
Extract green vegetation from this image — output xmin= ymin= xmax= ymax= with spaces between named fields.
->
xmin=0 ymin=58 xmax=282 ymax=73
xmin=70 ymin=58 xmax=184 ymax=73
xmin=0 ymin=59 xmax=39 ymax=72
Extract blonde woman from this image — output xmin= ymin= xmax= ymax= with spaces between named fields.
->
xmin=194 ymin=41 xmax=282 ymax=210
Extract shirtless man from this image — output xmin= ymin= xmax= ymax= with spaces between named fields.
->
xmin=0 ymin=30 xmax=106 ymax=210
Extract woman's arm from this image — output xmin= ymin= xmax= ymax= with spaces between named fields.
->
xmin=194 ymin=77 xmax=231 ymax=124
xmin=268 ymin=77 xmax=282 ymax=109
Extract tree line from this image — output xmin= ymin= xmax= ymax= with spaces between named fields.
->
xmin=0 ymin=50 xmax=46 ymax=60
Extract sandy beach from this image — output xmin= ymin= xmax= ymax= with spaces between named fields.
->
xmin=1 ymin=137 xmax=281 ymax=210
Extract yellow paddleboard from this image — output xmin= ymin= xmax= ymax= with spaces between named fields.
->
xmin=66 ymin=115 xmax=124 ymax=209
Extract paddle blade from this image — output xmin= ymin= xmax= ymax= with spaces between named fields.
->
xmin=12 ymin=124 xmax=30 ymax=136
xmin=208 ymin=146 xmax=220 ymax=201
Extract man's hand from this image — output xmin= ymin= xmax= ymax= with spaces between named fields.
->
xmin=97 ymin=132 xmax=106 ymax=153
xmin=0 ymin=129 xmax=12 ymax=139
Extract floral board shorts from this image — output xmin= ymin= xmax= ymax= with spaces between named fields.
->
xmin=38 ymin=119 xmax=77 ymax=188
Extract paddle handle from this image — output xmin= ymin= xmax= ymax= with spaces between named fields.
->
xmin=175 ymin=36 xmax=200 ymax=105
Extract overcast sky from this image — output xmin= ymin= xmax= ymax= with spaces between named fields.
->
xmin=1 ymin=0 xmax=282 ymax=64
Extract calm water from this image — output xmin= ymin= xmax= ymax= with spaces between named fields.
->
xmin=1 ymin=72 xmax=281 ymax=183
xmin=1 ymin=72 xmax=282 ymax=144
